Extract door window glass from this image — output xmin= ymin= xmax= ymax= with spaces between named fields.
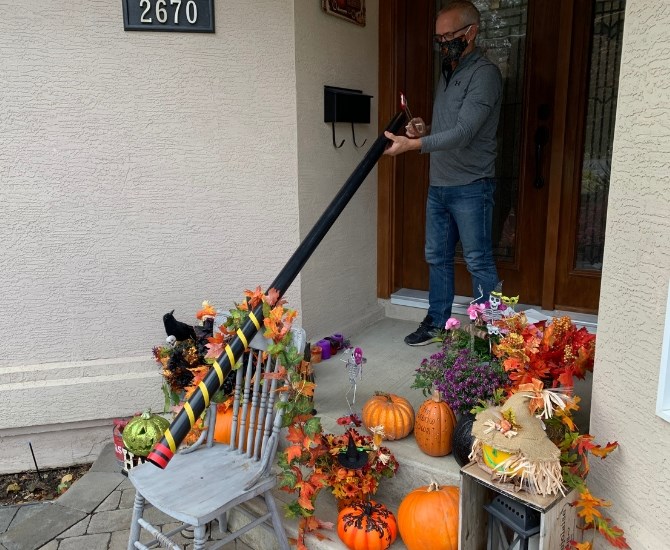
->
xmin=436 ymin=0 xmax=528 ymax=262
xmin=575 ymin=0 xmax=625 ymax=271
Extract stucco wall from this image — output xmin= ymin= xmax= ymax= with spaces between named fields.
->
xmin=589 ymin=0 xmax=670 ymax=546
xmin=294 ymin=0 xmax=382 ymax=339
xmin=0 ymin=0 xmax=300 ymax=472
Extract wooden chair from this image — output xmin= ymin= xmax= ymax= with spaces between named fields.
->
xmin=127 ymin=328 xmax=306 ymax=550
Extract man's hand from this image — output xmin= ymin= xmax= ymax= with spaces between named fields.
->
xmin=383 ymin=131 xmax=422 ymax=156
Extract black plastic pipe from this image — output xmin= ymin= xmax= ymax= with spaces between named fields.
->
xmin=147 ymin=111 xmax=406 ymax=468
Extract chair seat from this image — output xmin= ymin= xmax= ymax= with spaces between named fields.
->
xmin=129 ymin=444 xmax=275 ymax=526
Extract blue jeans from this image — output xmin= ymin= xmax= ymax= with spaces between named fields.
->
xmin=424 ymin=179 xmax=499 ymax=329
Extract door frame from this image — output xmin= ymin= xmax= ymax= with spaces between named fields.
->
xmin=377 ymin=0 xmax=598 ymax=312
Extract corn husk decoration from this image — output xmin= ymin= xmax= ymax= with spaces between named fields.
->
xmin=469 ymin=381 xmax=572 ymax=496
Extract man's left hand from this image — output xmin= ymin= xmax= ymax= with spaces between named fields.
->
xmin=383 ymin=131 xmax=422 ymax=156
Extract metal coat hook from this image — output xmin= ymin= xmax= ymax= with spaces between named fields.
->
xmin=351 ymin=123 xmax=367 ymax=148
xmin=332 ymin=123 xmax=345 ymax=148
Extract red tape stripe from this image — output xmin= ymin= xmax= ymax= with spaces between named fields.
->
xmin=154 ymin=443 xmax=174 ymax=459
xmin=147 ymin=450 xmax=168 ymax=469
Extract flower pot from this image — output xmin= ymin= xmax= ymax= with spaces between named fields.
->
xmin=452 ymin=412 xmax=476 ymax=467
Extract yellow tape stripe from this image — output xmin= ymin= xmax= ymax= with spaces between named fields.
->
xmin=212 ymin=361 xmax=224 ymax=385
xmin=165 ymin=430 xmax=176 ymax=453
xmin=184 ymin=402 xmax=195 ymax=427
xmin=198 ymin=381 xmax=210 ymax=407
xmin=236 ymin=329 xmax=248 ymax=349
xmin=249 ymin=311 xmax=261 ymax=330
xmin=225 ymin=345 xmax=235 ymax=367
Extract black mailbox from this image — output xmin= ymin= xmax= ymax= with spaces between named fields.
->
xmin=324 ymin=86 xmax=373 ymax=124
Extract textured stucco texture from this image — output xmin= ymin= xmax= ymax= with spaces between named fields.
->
xmin=588 ymin=1 xmax=670 ymax=547
xmin=0 ymin=0 xmax=300 ymax=470
xmin=294 ymin=0 xmax=383 ymax=339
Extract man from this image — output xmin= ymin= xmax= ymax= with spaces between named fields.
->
xmin=384 ymin=0 xmax=502 ymax=346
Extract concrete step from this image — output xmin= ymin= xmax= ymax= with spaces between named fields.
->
xmin=230 ymin=317 xmax=464 ymax=549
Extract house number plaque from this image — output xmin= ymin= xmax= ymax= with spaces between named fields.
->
xmin=122 ymin=0 xmax=215 ymax=32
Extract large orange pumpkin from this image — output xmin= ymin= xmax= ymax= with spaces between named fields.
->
xmin=414 ymin=389 xmax=457 ymax=457
xmin=212 ymin=401 xmax=258 ymax=452
xmin=362 ymin=392 xmax=415 ymax=441
xmin=397 ymin=482 xmax=459 ymax=550
xmin=338 ymin=500 xmax=398 ymax=550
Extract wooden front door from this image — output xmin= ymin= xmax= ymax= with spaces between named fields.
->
xmin=378 ymin=0 xmax=625 ymax=313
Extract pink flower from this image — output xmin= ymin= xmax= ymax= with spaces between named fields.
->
xmin=467 ymin=303 xmax=485 ymax=320
xmin=445 ymin=317 xmax=461 ymax=330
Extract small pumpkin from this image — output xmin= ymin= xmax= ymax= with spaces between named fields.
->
xmin=212 ymin=399 xmax=258 ymax=452
xmin=121 ymin=410 xmax=170 ymax=457
xmin=362 ymin=392 xmax=415 ymax=441
xmin=338 ymin=500 xmax=398 ymax=550
xmin=414 ymin=389 xmax=456 ymax=457
xmin=397 ymin=481 xmax=459 ymax=550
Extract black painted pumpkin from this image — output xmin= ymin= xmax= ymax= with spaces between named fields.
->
xmin=452 ymin=412 xmax=476 ymax=467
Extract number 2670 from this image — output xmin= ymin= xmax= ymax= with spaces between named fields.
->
xmin=139 ymin=0 xmax=199 ymax=24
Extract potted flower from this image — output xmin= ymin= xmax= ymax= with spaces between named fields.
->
xmin=412 ymin=318 xmax=507 ymax=466
xmin=320 ymin=429 xmax=399 ymax=508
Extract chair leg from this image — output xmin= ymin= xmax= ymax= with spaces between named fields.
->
xmin=216 ymin=512 xmax=228 ymax=533
xmin=192 ymin=524 xmax=208 ymax=550
xmin=127 ymin=492 xmax=145 ymax=550
xmin=265 ymin=492 xmax=290 ymax=550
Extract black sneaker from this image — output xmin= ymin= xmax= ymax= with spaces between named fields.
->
xmin=404 ymin=321 xmax=441 ymax=346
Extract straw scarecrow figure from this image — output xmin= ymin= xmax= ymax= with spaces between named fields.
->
xmin=469 ymin=381 xmax=570 ymax=496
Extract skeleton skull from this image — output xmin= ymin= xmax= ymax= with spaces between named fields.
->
xmin=488 ymin=293 xmax=502 ymax=309
xmin=166 ymin=335 xmax=177 ymax=348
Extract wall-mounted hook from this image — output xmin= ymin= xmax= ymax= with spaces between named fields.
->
xmin=324 ymin=85 xmax=373 ymax=149
xmin=332 ymin=123 xmax=345 ymax=148
xmin=351 ymin=123 xmax=367 ymax=148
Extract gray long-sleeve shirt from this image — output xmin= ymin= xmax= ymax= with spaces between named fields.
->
xmin=420 ymin=47 xmax=502 ymax=187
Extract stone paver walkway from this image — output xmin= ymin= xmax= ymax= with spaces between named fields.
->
xmin=0 ymin=444 xmax=250 ymax=550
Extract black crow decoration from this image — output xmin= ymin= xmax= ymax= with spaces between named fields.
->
xmin=163 ymin=310 xmax=197 ymax=342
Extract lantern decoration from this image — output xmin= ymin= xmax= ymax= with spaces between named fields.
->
xmin=122 ymin=410 xmax=171 ymax=457
xmin=484 ymin=493 xmax=540 ymax=550
xmin=397 ymin=482 xmax=459 ymax=550
xmin=362 ymin=392 xmax=415 ymax=441
xmin=414 ymin=388 xmax=456 ymax=457
xmin=337 ymin=500 xmax=398 ymax=550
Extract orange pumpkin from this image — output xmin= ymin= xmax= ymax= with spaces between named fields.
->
xmin=338 ymin=500 xmax=398 ymax=550
xmin=397 ymin=482 xmax=459 ymax=550
xmin=362 ymin=392 xmax=415 ymax=441
xmin=414 ymin=389 xmax=457 ymax=457
xmin=212 ymin=401 xmax=258 ymax=452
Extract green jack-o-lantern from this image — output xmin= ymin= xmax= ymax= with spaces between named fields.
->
xmin=122 ymin=410 xmax=170 ymax=457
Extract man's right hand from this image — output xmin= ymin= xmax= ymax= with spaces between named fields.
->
xmin=405 ymin=118 xmax=427 ymax=138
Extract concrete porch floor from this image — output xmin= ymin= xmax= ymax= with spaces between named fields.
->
xmin=0 ymin=317 xmax=467 ymax=550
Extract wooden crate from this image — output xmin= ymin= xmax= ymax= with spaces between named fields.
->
xmin=459 ymin=462 xmax=579 ymax=549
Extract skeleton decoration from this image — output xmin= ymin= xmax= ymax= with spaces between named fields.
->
xmin=468 ymin=283 xmax=519 ymax=354
xmin=473 ymin=282 xmax=519 ymax=325
xmin=165 ymin=335 xmax=177 ymax=348
xmin=341 ymin=346 xmax=366 ymax=413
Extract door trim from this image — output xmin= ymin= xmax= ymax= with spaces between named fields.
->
xmin=541 ymin=0 xmax=575 ymax=310
xmin=377 ymin=0 xmax=401 ymax=299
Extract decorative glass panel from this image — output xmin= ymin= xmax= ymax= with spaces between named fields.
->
xmin=436 ymin=0 xmax=528 ymax=262
xmin=575 ymin=0 xmax=625 ymax=271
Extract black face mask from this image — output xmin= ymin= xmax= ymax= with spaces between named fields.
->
xmin=440 ymin=36 xmax=468 ymax=88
